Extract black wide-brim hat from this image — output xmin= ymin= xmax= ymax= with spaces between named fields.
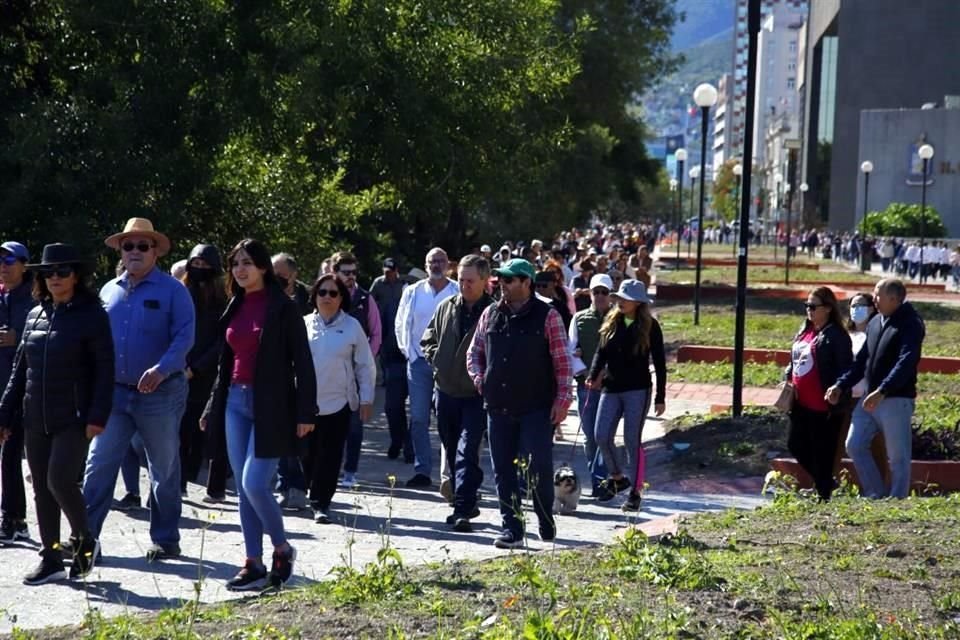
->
xmin=26 ymin=243 xmax=90 ymax=269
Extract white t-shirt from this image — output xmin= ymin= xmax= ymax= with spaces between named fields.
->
xmin=394 ymin=278 xmax=459 ymax=361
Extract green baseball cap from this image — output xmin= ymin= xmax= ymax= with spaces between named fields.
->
xmin=493 ymin=258 xmax=536 ymax=280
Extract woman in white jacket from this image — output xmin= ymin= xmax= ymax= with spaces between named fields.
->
xmin=303 ymin=274 xmax=375 ymax=524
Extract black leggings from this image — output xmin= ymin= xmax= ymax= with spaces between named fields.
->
xmin=302 ymin=405 xmax=351 ymax=511
xmin=788 ymin=403 xmax=845 ymax=500
xmin=25 ymin=427 xmax=92 ymax=559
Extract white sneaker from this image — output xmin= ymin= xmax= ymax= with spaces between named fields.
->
xmin=340 ymin=473 xmax=357 ymax=489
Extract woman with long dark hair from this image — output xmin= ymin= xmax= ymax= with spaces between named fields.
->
xmin=784 ymin=286 xmax=852 ymax=501
xmin=179 ymin=244 xmax=229 ymax=501
xmin=587 ymin=279 xmax=666 ymax=512
xmin=202 ymin=239 xmax=316 ymax=591
xmin=0 ymin=244 xmax=114 ymax=585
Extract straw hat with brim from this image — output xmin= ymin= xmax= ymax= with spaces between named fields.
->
xmin=105 ymin=218 xmax=171 ymax=257
xmin=610 ymin=279 xmax=652 ymax=304
xmin=26 ymin=243 xmax=90 ymax=270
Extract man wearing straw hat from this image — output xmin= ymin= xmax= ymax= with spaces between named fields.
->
xmin=83 ymin=218 xmax=196 ymax=562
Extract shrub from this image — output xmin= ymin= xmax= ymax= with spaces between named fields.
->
xmin=862 ymin=202 xmax=947 ymax=238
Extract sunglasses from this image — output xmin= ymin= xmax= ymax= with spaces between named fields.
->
xmin=121 ymin=241 xmax=154 ymax=253
xmin=804 ymin=303 xmax=824 ymax=310
xmin=592 ymin=288 xmax=610 ymax=296
xmin=42 ymin=266 xmax=74 ymax=279
xmin=535 ymin=282 xmax=552 ymax=289
xmin=1 ymin=255 xmax=21 ymax=266
xmin=316 ymin=289 xmax=340 ymax=298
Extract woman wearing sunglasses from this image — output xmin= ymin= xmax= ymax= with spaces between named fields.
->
xmin=301 ymin=273 xmax=375 ymax=524
xmin=784 ymin=287 xmax=852 ymax=501
xmin=202 ymin=239 xmax=316 ymax=591
xmin=0 ymin=244 xmax=114 ymax=585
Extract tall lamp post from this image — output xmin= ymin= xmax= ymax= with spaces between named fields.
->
xmin=693 ymin=83 xmax=718 ymax=326
xmin=918 ymin=144 xmax=935 ymax=283
xmin=799 ymin=182 xmax=809 ymax=255
xmin=688 ymin=165 xmax=700 ymax=258
xmin=860 ymin=161 xmax=873 ymax=273
xmin=773 ymin=172 xmax=783 ymax=261
xmin=675 ymin=148 xmax=687 ymax=268
xmin=669 ymin=178 xmax=678 ymax=265
xmin=732 ymin=162 xmax=743 ymax=258
xmin=784 ymin=181 xmax=793 ymax=285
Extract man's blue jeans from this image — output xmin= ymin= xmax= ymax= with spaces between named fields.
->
xmin=436 ymin=390 xmax=486 ymax=516
xmin=488 ymin=408 xmax=554 ymax=537
xmin=576 ymin=380 xmax=606 ymax=489
xmin=383 ymin=358 xmax=412 ymax=458
xmin=846 ymin=396 xmax=915 ymax=498
xmin=407 ymin=357 xmax=435 ymax=477
xmin=225 ymin=384 xmax=287 ymax=559
xmin=83 ymin=375 xmax=187 ymax=547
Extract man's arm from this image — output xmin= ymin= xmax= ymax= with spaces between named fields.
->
xmin=394 ymin=285 xmax=414 ymax=360
xmin=420 ymin=302 xmax=443 ymax=366
xmin=366 ymin=295 xmax=382 ymax=356
xmin=156 ymin=282 xmax=196 ymax=377
xmin=544 ymin=308 xmax=573 ymax=419
xmin=466 ymin=305 xmax=492 ymax=392
xmin=834 ymin=334 xmax=868 ymax=391
xmin=877 ymin=317 xmax=924 ymax=395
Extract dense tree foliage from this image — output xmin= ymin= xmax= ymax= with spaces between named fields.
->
xmin=1 ymin=0 xmax=677 ymax=276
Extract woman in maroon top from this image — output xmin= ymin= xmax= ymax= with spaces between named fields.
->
xmin=202 ymin=239 xmax=316 ymax=591
xmin=784 ymin=286 xmax=852 ymax=501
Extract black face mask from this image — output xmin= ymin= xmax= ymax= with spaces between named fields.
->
xmin=188 ymin=266 xmax=215 ymax=282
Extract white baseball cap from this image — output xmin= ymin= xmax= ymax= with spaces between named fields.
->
xmin=589 ymin=274 xmax=614 ymax=291
xmin=480 ymin=244 xmax=492 ymax=253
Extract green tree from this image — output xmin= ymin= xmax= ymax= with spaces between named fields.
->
xmin=862 ymin=203 xmax=946 ymax=238
xmin=711 ymin=159 xmax=742 ymax=222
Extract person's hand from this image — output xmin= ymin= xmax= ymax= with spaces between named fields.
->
xmin=550 ymin=403 xmax=570 ymax=426
xmin=359 ymin=404 xmax=373 ymax=423
xmin=199 ymin=416 xmax=207 ymax=431
xmin=654 ymin=403 xmax=665 ymax=417
xmin=137 ymin=367 xmax=166 ymax=394
xmin=824 ymin=385 xmax=842 ymax=405
xmin=0 ymin=329 xmax=15 ymax=348
xmin=297 ymin=423 xmax=314 ymax=438
xmin=86 ymin=424 xmax=105 ymax=439
xmin=574 ymin=347 xmax=583 ymax=358
xmin=185 ymin=367 xmax=194 ymax=380
xmin=862 ymin=389 xmax=885 ymax=413
xmin=0 ymin=428 xmax=9 ymax=444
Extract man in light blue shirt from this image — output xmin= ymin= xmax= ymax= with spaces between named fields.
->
xmin=83 ymin=218 xmax=195 ymax=562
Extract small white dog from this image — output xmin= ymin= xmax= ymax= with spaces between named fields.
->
xmin=553 ymin=465 xmax=581 ymax=515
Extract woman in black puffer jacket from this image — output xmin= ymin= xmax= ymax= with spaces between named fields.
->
xmin=0 ymin=244 xmax=114 ymax=586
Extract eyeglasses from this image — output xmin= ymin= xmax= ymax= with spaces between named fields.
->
xmin=42 ymin=266 xmax=74 ymax=279
xmin=316 ymin=289 xmax=340 ymax=298
xmin=337 ymin=268 xmax=357 ymax=276
xmin=1 ymin=256 xmax=21 ymax=266
xmin=804 ymin=303 xmax=824 ymax=310
xmin=121 ymin=241 xmax=154 ymax=253
xmin=592 ymin=288 xmax=610 ymax=296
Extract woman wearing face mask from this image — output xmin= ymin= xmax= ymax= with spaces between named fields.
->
xmin=180 ymin=245 xmax=229 ymax=502
xmin=836 ymin=292 xmax=879 ymax=472
xmin=784 ymin=287 xmax=852 ymax=501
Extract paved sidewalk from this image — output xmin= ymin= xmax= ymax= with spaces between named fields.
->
xmin=0 ymin=389 xmax=766 ymax=634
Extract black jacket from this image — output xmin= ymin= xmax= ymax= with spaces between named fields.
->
xmin=203 ymin=284 xmax=317 ymax=459
xmin=0 ymin=294 xmax=115 ymax=434
xmin=0 ymin=275 xmax=34 ymax=389
xmin=185 ymin=284 xmax=227 ymax=397
xmin=836 ymin=302 xmax=925 ymax=398
xmin=589 ymin=315 xmax=667 ymax=404
xmin=785 ymin=321 xmax=853 ymax=393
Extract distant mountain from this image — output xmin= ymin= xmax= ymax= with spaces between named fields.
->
xmin=671 ymin=0 xmax=734 ymax=51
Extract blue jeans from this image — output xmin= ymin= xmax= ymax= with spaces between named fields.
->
xmin=576 ymin=380 xmax=606 ymax=488
xmin=121 ymin=436 xmax=145 ymax=495
xmin=407 ymin=357 xmax=435 ymax=477
xmin=383 ymin=359 xmax=411 ymax=456
xmin=595 ymin=389 xmax=650 ymax=483
xmin=488 ymin=408 xmax=554 ymax=536
xmin=846 ymin=396 xmax=914 ymax=498
xmin=436 ymin=390 xmax=486 ymax=515
xmin=343 ymin=410 xmax=363 ymax=474
xmin=225 ymin=384 xmax=287 ymax=558
xmin=83 ymin=375 xmax=187 ymax=547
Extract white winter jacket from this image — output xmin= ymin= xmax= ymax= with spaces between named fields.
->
xmin=304 ymin=311 xmax=376 ymax=416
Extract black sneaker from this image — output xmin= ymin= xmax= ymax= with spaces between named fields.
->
xmin=387 ymin=444 xmax=401 ymax=460
xmin=23 ymin=560 xmax=67 ymax=586
xmin=538 ymin=520 xmax=557 ymax=542
xmin=597 ymin=477 xmax=631 ymax=503
xmin=493 ymin=530 xmax=524 ymax=549
xmin=115 ymin=493 xmax=142 ymax=511
xmin=405 ymin=474 xmax=432 ymax=488
xmin=314 ymin=508 xmax=331 ymax=524
xmin=445 ymin=506 xmax=481 ymax=524
xmin=268 ymin=545 xmax=297 ymax=587
xmin=622 ymin=491 xmax=642 ymax=512
xmin=226 ymin=560 xmax=268 ymax=592
xmin=202 ymin=492 xmax=226 ymax=504
xmin=452 ymin=518 xmax=473 ymax=533
xmin=0 ymin=518 xmax=28 ymax=544
xmin=145 ymin=543 xmax=180 ymax=562
xmin=69 ymin=538 xmax=101 ymax=579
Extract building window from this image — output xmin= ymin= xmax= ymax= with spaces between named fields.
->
xmin=787 ymin=77 xmax=796 ymax=90
xmin=788 ymin=61 xmax=796 ymax=72
xmin=789 ymin=41 xmax=797 ymax=53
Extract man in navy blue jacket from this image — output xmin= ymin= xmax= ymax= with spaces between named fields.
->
xmin=826 ymin=278 xmax=925 ymax=498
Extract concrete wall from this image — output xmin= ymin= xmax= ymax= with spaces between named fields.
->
xmin=829 ymin=0 xmax=960 ymax=231
xmin=857 ymin=109 xmax=960 ymax=236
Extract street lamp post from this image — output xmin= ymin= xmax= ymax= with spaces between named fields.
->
xmin=693 ymin=83 xmax=718 ymax=326
xmin=860 ymin=161 xmax=873 ymax=273
xmin=918 ymin=144 xmax=935 ymax=283
xmin=732 ymin=162 xmax=743 ymax=258
xmin=675 ymin=148 xmax=687 ymax=268
xmin=688 ymin=166 xmax=700 ymax=258
xmin=773 ymin=172 xmax=783 ymax=261
xmin=799 ymin=182 xmax=809 ymax=256
xmin=784 ymin=181 xmax=793 ymax=285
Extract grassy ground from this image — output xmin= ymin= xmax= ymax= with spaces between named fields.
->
xmin=20 ymin=494 xmax=960 ymax=639
xmin=656 ymin=299 xmax=960 ymax=357
xmin=657 ymin=266 xmax=882 ymax=286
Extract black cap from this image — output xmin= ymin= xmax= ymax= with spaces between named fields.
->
xmin=383 ymin=258 xmax=397 ymax=270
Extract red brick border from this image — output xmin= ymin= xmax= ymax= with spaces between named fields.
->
xmin=677 ymin=345 xmax=960 ymax=374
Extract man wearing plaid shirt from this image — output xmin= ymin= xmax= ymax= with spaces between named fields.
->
xmin=467 ymin=259 xmax=573 ymax=549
